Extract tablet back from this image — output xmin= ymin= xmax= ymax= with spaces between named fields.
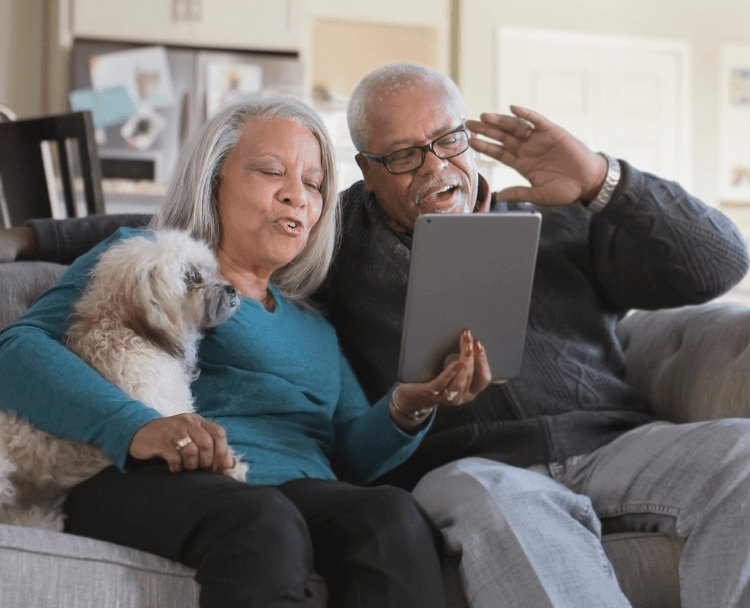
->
xmin=398 ymin=212 xmax=541 ymax=383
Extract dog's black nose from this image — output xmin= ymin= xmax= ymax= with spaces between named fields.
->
xmin=225 ymin=285 xmax=237 ymax=296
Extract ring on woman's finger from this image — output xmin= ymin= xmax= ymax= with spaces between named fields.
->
xmin=175 ymin=436 xmax=193 ymax=451
xmin=445 ymin=390 xmax=459 ymax=403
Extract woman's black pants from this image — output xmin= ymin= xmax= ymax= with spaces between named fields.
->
xmin=63 ymin=462 xmax=448 ymax=608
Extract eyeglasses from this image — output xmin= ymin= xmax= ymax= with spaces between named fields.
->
xmin=359 ymin=123 xmax=469 ymax=174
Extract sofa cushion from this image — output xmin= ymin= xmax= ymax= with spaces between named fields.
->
xmin=618 ymin=303 xmax=750 ymax=423
xmin=0 ymin=523 xmax=328 ymax=608
xmin=0 ymin=522 xmax=200 ymax=608
xmin=0 ymin=261 xmax=67 ymax=330
xmin=603 ymin=532 xmax=683 ymax=608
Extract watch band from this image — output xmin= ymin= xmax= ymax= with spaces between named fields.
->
xmin=587 ymin=153 xmax=621 ymax=213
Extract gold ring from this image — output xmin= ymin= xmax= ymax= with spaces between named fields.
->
xmin=175 ymin=436 xmax=193 ymax=451
xmin=445 ymin=391 xmax=459 ymax=403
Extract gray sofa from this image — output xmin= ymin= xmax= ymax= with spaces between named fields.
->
xmin=1 ymin=259 xmax=748 ymax=608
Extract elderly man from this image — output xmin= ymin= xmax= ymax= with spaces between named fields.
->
xmin=2 ymin=63 xmax=750 ymax=607
xmin=319 ymin=63 xmax=750 ymax=608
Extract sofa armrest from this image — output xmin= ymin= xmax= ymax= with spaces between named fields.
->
xmin=617 ymin=302 xmax=750 ymax=423
xmin=0 ymin=261 xmax=68 ymax=330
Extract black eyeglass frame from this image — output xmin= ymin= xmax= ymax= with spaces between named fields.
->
xmin=359 ymin=123 xmax=470 ymax=174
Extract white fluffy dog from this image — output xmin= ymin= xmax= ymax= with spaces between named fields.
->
xmin=0 ymin=229 xmax=246 ymax=531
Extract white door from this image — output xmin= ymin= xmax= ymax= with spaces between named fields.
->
xmin=489 ymin=29 xmax=691 ymax=199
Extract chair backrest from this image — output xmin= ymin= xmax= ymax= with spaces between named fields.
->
xmin=0 ymin=111 xmax=105 ymax=227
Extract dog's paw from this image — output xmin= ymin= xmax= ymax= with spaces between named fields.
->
xmin=225 ymin=456 xmax=249 ymax=483
xmin=0 ymin=456 xmax=18 ymax=506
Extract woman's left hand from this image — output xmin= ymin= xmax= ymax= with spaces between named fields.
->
xmin=390 ymin=330 xmax=491 ymax=430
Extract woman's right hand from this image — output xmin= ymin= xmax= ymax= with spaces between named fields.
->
xmin=129 ymin=414 xmax=235 ymax=475
xmin=390 ymin=330 xmax=492 ymax=430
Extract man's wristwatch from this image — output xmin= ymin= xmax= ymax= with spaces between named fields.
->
xmin=585 ymin=153 xmax=621 ymax=213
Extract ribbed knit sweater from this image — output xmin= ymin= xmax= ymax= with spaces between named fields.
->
xmin=319 ymin=161 xmax=749 ymax=488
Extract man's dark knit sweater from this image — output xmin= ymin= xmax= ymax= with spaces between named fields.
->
xmin=317 ymin=160 xmax=748 ymax=488
xmin=25 ymin=160 xmax=750 ymax=489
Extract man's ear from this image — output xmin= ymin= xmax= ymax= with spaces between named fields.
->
xmin=355 ymin=154 xmax=373 ymax=191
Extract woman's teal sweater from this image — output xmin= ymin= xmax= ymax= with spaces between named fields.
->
xmin=0 ymin=228 xmax=430 ymax=486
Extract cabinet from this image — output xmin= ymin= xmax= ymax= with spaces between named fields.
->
xmin=72 ymin=0 xmax=308 ymax=54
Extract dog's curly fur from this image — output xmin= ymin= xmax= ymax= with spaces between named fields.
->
xmin=0 ymin=230 xmax=246 ymax=531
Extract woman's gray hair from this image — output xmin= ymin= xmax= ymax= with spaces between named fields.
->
xmin=151 ymin=96 xmax=339 ymax=303
xmin=347 ymin=62 xmax=467 ymax=152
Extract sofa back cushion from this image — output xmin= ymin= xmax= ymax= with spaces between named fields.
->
xmin=617 ymin=302 xmax=750 ymax=422
xmin=0 ymin=262 xmax=68 ymax=330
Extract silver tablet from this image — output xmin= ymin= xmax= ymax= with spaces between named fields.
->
xmin=398 ymin=212 xmax=541 ymax=383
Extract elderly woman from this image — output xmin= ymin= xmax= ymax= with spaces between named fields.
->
xmin=0 ymin=97 xmax=491 ymax=608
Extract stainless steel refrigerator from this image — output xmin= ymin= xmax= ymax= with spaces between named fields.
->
xmin=69 ymin=39 xmax=305 ymax=186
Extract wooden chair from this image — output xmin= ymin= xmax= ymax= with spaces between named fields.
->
xmin=0 ymin=111 xmax=105 ymax=227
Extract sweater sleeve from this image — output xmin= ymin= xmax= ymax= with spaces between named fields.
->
xmin=588 ymin=161 xmax=749 ymax=310
xmin=0 ymin=228 xmax=161 ymax=470
xmin=26 ymin=213 xmax=153 ymax=264
xmin=331 ymin=349 xmax=432 ymax=484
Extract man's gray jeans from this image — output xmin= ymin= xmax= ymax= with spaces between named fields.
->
xmin=413 ymin=419 xmax=750 ymax=608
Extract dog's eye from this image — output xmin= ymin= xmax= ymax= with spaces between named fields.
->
xmin=184 ymin=269 xmax=201 ymax=285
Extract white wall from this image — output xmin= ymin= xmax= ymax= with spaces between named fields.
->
xmin=1 ymin=0 xmax=45 ymax=117
xmin=309 ymin=0 xmax=449 ymax=31
xmin=0 ymin=0 xmax=12 ymax=106
xmin=460 ymin=0 xmax=750 ymax=206
xmin=308 ymin=0 xmax=451 ymax=75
